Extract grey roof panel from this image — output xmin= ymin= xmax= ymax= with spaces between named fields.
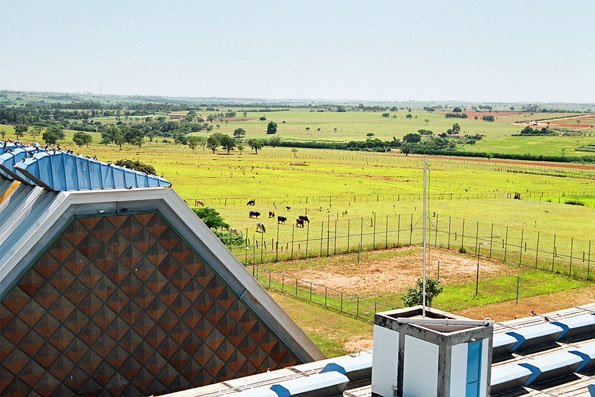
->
xmin=518 ymin=351 xmax=583 ymax=385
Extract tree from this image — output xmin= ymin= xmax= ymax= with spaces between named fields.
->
xmin=403 ymin=133 xmax=421 ymax=143
xmin=114 ymin=159 xmax=156 ymax=174
xmin=73 ymin=131 xmax=92 ymax=147
xmin=268 ymin=136 xmax=281 ymax=148
xmin=402 ymin=277 xmax=443 ymax=307
xmin=452 ymin=123 xmax=461 ymax=134
xmin=366 ymin=132 xmax=375 ymax=139
xmin=237 ymin=143 xmax=245 ymax=154
xmin=187 ymin=135 xmax=204 ymax=153
xmin=219 ymin=134 xmax=236 ymax=154
xmin=248 ymin=139 xmax=263 ymax=154
xmin=266 ymin=121 xmax=277 ymax=134
xmin=291 ymin=148 xmax=298 ymax=158
xmin=401 ymin=145 xmax=411 ymax=156
xmin=233 ymin=128 xmax=246 ymax=138
xmin=424 ymin=118 xmax=430 ymax=125
xmin=30 ymin=126 xmax=43 ymax=141
xmin=207 ymin=135 xmax=220 ymax=153
xmin=452 ymin=107 xmax=463 ymax=113
xmin=14 ymin=124 xmax=28 ymax=139
xmin=131 ymin=135 xmax=144 ymax=149
xmin=192 ymin=207 xmax=228 ymax=230
xmin=259 ymin=116 xmax=267 ymax=121
xmin=114 ymin=129 xmax=126 ymax=149
xmin=42 ymin=130 xmax=61 ymax=145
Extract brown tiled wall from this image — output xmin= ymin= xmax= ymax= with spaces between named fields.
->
xmin=0 ymin=213 xmax=299 ymax=396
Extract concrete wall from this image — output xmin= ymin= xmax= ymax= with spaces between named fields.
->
xmin=450 ymin=343 xmax=468 ymax=396
xmin=371 ymin=325 xmax=399 ymax=396
xmin=403 ymin=335 xmax=438 ymax=397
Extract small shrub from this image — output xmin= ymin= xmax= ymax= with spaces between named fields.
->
xmin=565 ymin=200 xmax=585 ymax=206
xmin=459 ymin=246 xmax=467 ymax=254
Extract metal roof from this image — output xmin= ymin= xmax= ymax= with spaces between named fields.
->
xmin=0 ymin=141 xmax=170 ymax=191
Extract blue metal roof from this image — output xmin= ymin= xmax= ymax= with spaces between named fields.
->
xmin=0 ymin=142 xmax=20 ymax=156
xmin=0 ymin=147 xmax=40 ymax=184
xmin=506 ymin=322 xmax=563 ymax=352
xmin=270 ymin=372 xmax=349 ymax=397
xmin=320 ymin=353 xmax=373 ymax=382
xmin=493 ymin=333 xmax=518 ymax=356
xmin=490 ymin=363 xmax=532 ymax=394
xmin=552 ymin=314 xmax=595 ymax=340
xmin=518 ymin=351 xmax=583 ymax=385
xmin=569 ymin=344 xmax=595 ymax=372
xmin=14 ymin=151 xmax=170 ymax=191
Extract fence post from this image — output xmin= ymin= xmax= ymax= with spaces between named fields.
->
xmin=320 ymin=221 xmax=324 ymax=256
xmin=551 ymin=234 xmax=556 ymax=272
xmin=282 ymin=273 xmax=285 ymax=293
xmin=434 ymin=214 xmax=439 ymax=248
xmin=397 ymin=214 xmax=401 ymax=247
xmin=324 ymin=287 xmax=328 ymax=307
xmin=275 ymin=223 xmax=280 ymax=262
xmin=305 ymin=221 xmax=310 ymax=258
xmin=447 ymin=216 xmax=452 ymax=250
xmin=569 ymin=237 xmax=574 ymax=277
xmin=360 ymin=218 xmax=364 ymax=251
xmin=260 ymin=232 xmax=264 ymax=263
xmin=535 ymin=231 xmax=540 ymax=269
xmin=245 ymin=227 xmax=249 ymax=265
xmin=334 ymin=219 xmax=338 ymax=255
xmin=340 ymin=292 xmax=343 ymax=313
xmin=327 ymin=214 xmax=330 ymax=256
xmin=587 ymin=240 xmax=591 ymax=280
xmin=347 ymin=218 xmax=351 ymax=253
xmin=291 ymin=224 xmax=295 ymax=259
xmin=504 ymin=226 xmax=509 ymax=262
xmin=461 ymin=218 xmax=466 ymax=252
xmin=309 ymin=282 xmax=312 ymax=302
xmin=268 ymin=271 xmax=271 ymax=289
xmin=385 ymin=214 xmax=389 ymax=249
xmin=295 ymin=278 xmax=298 ymax=296
xmin=373 ymin=213 xmax=377 ymax=250
xmin=489 ymin=223 xmax=494 ymax=259
xmin=475 ymin=247 xmax=480 ymax=297
xmin=409 ymin=213 xmax=413 ymax=246
xmin=356 ymin=297 xmax=360 ymax=318
xmin=518 ymin=229 xmax=524 ymax=266
xmin=516 ymin=276 xmax=520 ymax=304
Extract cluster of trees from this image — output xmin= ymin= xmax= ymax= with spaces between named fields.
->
xmin=518 ymin=126 xmax=555 ymax=136
xmin=114 ymin=159 xmax=156 ymax=175
xmin=482 ymin=115 xmax=495 ymax=122
xmin=445 ymin=112 xmax=468 ymax=119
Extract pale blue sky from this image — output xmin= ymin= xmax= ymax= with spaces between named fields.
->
xmin=1 ymin=1 xmax=594 ymax=102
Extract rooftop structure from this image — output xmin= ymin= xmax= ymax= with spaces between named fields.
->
xmin=0 ymin=143 xmax=323 ymax=396
xmin=161 ymin=304 xmax=595 ymax=397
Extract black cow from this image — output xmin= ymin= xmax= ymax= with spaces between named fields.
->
xmin=298 ymin=215 xmax=310 ymax=223
xmin=269 ymin=211 xmax=275 ymax=218
xmin=296 ymin=218 xmax=305 ymax=228
xmin=277 ymin=216 xmax=287 ymax=224
xmin=256 ymin=222 xmax=266 ymax=233
xmin=249 ymin=211 xmax=260 ymax=218
xmin=247 ymin=199 xmax=256 ymax=206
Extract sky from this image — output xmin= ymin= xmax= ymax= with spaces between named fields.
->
xmin=1 ymin=1 xmax=594 ymax=103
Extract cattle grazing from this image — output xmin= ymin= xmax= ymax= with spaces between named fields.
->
xmin=196 ymin=200 xmax=205 ymax=207
xmin=229 ymin=227 xmax=243 ymax=238
xmin=298 ymin=215 xmax=310 ymax=223
xmin=247 ymin=199 xmax=256 ymax=206
xmin=286 ymin=206 xmax=291 ymax=211
xmin=268 ymin=211 xmax=275 ymax=218
xmin=277 ymin=216 xmax=287 ymax=224
xmin=249 ymin=211 xmax=260 ymax=218
xmin=296 ymin=218 xmax=305 ymax=228
xmin=256 ymin=222 xmax=266 ymax=233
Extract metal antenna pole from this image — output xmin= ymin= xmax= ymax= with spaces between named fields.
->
xmin=422 ymin=159 xmax=427 ymax=317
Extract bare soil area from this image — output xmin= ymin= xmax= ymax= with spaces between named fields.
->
xmin=282 ymin=247 xmax=514 ymax=297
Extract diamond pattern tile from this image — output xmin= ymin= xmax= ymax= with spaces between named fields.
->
xmin=0 ymin=213 xmax=300 ymax=396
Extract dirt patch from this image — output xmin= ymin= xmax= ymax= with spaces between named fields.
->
xmin=341 ymin=285 xmax=595 ymax=352
xmin=284 ymin=247 xmax=514 ymax=296
xmin=344 ymin=337 xmax=374 ymax=353
xmin=454 ymin=285 xmax=595 ymax=322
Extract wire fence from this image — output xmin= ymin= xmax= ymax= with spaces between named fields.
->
xmin=226 ymin=212 xmax=593 ymax=281
xmin=186 ymin=191 xmax=595 ymax=208
xmin=245 ymin=266 xmax=393 ymax=322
